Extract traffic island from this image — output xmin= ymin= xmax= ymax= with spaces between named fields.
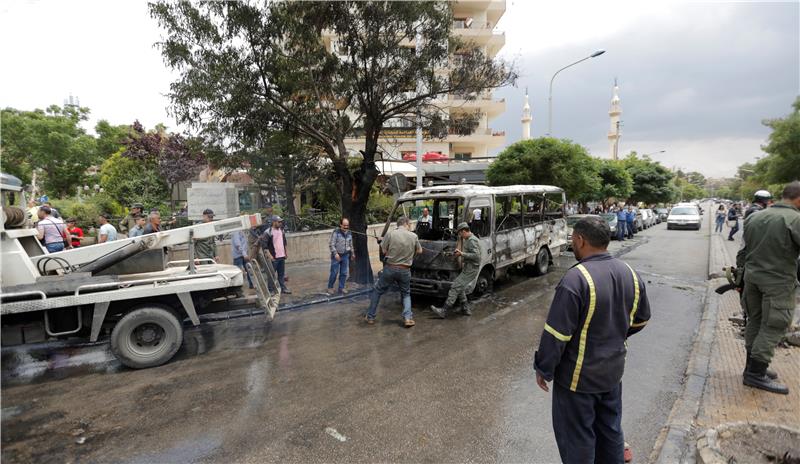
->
xmin=696 ymin=422 xmax=800 ymax=464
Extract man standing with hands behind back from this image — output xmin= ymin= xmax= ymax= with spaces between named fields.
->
xmin=534 ymin=216 xmax=650 ymax=464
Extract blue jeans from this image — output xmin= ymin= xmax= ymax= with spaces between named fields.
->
xmin=616 ymin=223 xmax=626 ymax=241
xmin=272 ymin=257 xmax=287 ymax=291
xmin=233 ymin=256 xmax=254 ymax=288
xmin=366 ymin=266 xmax=413 ymax=321
xmin=728 ymin=220 xmax=739 ymax=239
xmin=45 ymin=242 xmax=65 ymax=253
xmin=715 ymin=218 xmax=724 ymax=232
xmin=328 ymin=252 xmax=350 ymax=290
xmin=626 ymin=221 xmax=635 ymax=238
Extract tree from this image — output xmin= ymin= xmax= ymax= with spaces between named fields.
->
xmin=123 ymin=121 xmax=206 ymax=212
xmin=486 ymin=138 xmax=601 ymax=203
xmin=95 ymin=120 xmax=131 ymax=160
xmin=761 ymin=97 xmax=800 ymax=183
xmin=597 ymin=159 xmax=633 ymax=205
xmin=150 ymin=1 xmax=514 ymax=283
xmin=1 ymin=105 xmax=98 ymax=196
xmin=621 ymin=152 xmax=675 ymax=204
xmin=99 ymin=150 xmax=170 ymax=210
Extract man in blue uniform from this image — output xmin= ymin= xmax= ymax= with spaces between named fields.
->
xmin=615 ymin=206 xmax=627 ymax=241
xmin=534 ymin=216 xmax=651 ymax=464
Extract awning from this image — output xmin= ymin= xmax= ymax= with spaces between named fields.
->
xmin=377 ymin=161 xmax=419 ymax=177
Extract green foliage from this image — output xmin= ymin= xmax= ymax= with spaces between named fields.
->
xmin=1 ymin=105 xmax=98 ymax=196
xmin=621 ymin=152 xmax=676 ymax=204
xmin=761 ymin=97 xmax=800 ymax=183
xmin=366 ymin=184 xmax=395 ymax=224
xmin=48 ymin=194 xmax=124 ymax=231
xmin=597 ymin=159 xmax=633 ymax=203
xmin=99 ymin=151 xmax=170 ymax=210
xmin=487 ymin=138 xmax=601 ymax=203
xmin=95 ymin=120 xmax=131 ymax=159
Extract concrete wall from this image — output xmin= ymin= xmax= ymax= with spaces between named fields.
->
xmin=168 ymin=222 xmax=391 ymax=264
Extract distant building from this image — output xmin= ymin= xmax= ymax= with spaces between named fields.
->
xmin=521 ymin=88 xmax=532 ymax=140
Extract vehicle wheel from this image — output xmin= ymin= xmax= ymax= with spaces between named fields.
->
xmin=667 ymin=224 xmax=672 ymax=230
xmin=532 ymin=247 xmax=551 ymax=276
xmin=470 ymin=268 xmax=493 ymax=299
xmin=111 ymin=305 xmax=183 ymax=369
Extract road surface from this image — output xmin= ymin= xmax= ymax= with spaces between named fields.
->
xmin=1 ymin=215 xmax=710 ymax=463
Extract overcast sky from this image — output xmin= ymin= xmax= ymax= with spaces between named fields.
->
xmin=2 ymin=1 xmax=798 ymax=178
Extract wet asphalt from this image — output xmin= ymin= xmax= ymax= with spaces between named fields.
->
xmin=1 ymin=217 xmax=710 ymax=464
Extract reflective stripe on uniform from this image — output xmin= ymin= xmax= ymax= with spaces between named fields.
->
xmin=624 ymin=263 xmax=640 ymax=326
xmin=571 ymin=264 xmax=596 ymax=392
xmin=544 ymin=323 xmax=572 ymax=342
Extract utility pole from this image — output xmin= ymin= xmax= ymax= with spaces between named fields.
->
xmin=415 ymin=27 xmax=423 ymax=189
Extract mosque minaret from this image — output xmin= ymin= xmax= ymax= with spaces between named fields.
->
xmin=608 ymin=79 xmax=622 ymax=160
xmin=521 ymin=88 xmax=532 ymax=140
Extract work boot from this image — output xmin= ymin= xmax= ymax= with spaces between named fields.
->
xmin=430 ymin=304 xmax=451 ymax=319
xmin=743 ymin=352 xmax=778 ymax=380
xmin=460 ymin=301 xmax=472 ymax=316
xmin=743 ymin=359 xmax=789 ymax=395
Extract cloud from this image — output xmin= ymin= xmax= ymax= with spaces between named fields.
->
xmin=493 ymin=1 xmax=799 ymax=177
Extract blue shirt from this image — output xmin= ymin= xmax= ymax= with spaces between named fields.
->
xmin=626 ymin=211 xmax=635 ymax=222
xmin=616 ymin=210 xmax=627 ymax=221
xmin=231 ymin=230 xmax=249 ymax=259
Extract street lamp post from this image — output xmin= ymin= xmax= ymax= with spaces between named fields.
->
xmin=547 ymin=49 xmax=606 ymax=137
xmin=642 ymin=150 xmax=666 ymax=157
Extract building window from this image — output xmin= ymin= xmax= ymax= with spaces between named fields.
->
xmin=454 ymin=152 xmax=472 ymax=160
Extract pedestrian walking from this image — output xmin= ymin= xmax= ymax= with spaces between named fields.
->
xmin=744 ymin=190 xmax=773 ymax=219
xmin=128 ymin=214 xmax=147 ymax=237
xmin=616 ymin=207 xmax=627 ymax=241
xmin=143 ymin=211 xmax=162 ymax=234
xmin=327 ymin=218 xmax=355 ymax=295
xmin=260 ymin=216 xmax=291 ymax=294
xmin=36 ymin=206 xmax=69 ymax=253
xmin=231 ymin=229 xmax=254 ymax=289
xmin=119 ymin=203 xmax=144 ymax=235
xmin=65 ymin=218 xmax=84 ymax=248
xmin=534 ymin=216 xmax=651 ymax=464
xmin=736 ymin=181 xmax=800 ymax=395
xmin=715 ymin=205 xmax=726 ymax=233
xmin=97 ymin=213 xmax=118 ymax=243
xmin=365 ymin=216 xmax=422 ymax=327
xmin=431 ymin=222 xmax=482 ymax=318
xmin=727 ymin=204 xmax=740 ymax=241
xmin=194 ymin=209 xmax=218 ymax=262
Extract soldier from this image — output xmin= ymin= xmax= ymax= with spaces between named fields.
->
xmin=738 ymin=181 xmax=800 ymax=395
xmin=119 ymin=203 xmax=144 ymax=235
xmin=431 ymin=222 xmax=482 ymax=318
xmin=744 ymin=189 xmax=773 ymax=219
xmin=194 ymin=208 xmax=218 ymax=263
xmin=534 ymin=216 xmax=650 ymax=463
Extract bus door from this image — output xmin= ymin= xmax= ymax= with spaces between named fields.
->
xmin=466 ymin=196 xmax=493 ymax=266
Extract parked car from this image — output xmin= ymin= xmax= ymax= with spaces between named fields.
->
xmin=641 ymin=209 xmax=656 ymax=228
xmin=633 ymin=208 xmax=644 ymax=231
xmin=566 ymin=214 xmax=601 ymax=248
xmin=600 ymin=213 xmax=621 ymax=238
xmin=667 ymin=204 xmax=702 ymax=230
xmin=655 ymin=207 xmax=669 ymax=222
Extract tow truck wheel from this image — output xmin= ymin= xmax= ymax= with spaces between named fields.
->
xmin=532 ymin=248 xmax=551 ymax=276
xmin=111 ymin=305 xmax=183 ymax=369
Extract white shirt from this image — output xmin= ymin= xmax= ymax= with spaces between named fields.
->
xmin=472 ymin=208 xmax=482 ymax=220
xmin=99 ymin=223 xmax=118 ymax=241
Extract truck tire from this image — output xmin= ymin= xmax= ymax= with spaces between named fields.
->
xmin=110 ymin=305 xmax=183 ymax=369
xmin=532 ymin=248 xmax=551 ymax=276
xmin=469 ymin=268 xmax=494 ymax=299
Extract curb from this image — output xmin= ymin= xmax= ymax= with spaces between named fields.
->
xmin=652 ymin=210 xmax=721 ymax=463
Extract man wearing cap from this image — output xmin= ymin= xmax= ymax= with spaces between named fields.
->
xmin=119 ymin=203 xmax=144 ymax=235
xmin=194 ymin=209 xmax=219 ymax=263
xmin=431 ymin=222 xmax=482 ymax=318
xmin=260 ymin=215 xmax=291 ymax=294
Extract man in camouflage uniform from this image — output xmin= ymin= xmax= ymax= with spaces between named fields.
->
xmin=194 ymin=208 xmax=218 ymax=263
xmin=737 ymin=181 xmax=800 ymax=395
xmin=119 ymin=203 xmax=144 ymax=235
xmin=431 ymin=222 xmax=482 ymax=318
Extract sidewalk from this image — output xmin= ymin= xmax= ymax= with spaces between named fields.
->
xmin=697 ymin=233 xmax=800 ymax=428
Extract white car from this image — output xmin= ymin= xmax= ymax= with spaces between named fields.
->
xmin=667 ymin=204 xmax=702 ymax=230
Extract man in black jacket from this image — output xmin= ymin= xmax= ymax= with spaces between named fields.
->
xmin=534 ymin=216 xmax=651 ymax=464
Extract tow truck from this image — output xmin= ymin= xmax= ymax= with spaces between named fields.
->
xmin=0 ymin=173 xmax=280 ymax=368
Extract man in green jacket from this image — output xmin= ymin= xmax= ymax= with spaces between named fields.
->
xmin=431 ymin=222 xmax=483 ymax=318
xmin=194 ymin=208 xmax=218 ymax=263
xmin=738 ymin=181 xmax=800 ymax=394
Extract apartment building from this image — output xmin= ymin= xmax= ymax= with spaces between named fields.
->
xmin=340 ymin=0 xmax=507 ymax=164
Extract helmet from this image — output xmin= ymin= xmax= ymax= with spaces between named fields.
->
xmin=753 ymin=190 xmax=772 ymax=203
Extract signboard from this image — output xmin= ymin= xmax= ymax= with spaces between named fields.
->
xmin=187 ymin=183 xmax=240 ymax=220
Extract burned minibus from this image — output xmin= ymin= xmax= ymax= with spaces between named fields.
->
xmin=380 ymin=185 xmax=568 ymax=297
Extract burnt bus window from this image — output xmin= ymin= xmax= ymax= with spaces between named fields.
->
xmin=544 ymin=192 xmax=565 ymax=219
xmin=467 ymin=197 xmax=491 ymax=238
xmin=523 ymin=194 xmax=544 ymax=225
xmin=495 ymin=195 xmax=522 ymax=231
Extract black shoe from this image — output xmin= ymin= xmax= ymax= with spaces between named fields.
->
xmin=460 ymin=303 xmax=472 ymax=316
xmin=430 ymin=304 xmax=450 ymax=319
xmin=743 ymin=359 xmax=789 ymax=394
xmin=744 ymin=352 xmax=778 ymax=380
